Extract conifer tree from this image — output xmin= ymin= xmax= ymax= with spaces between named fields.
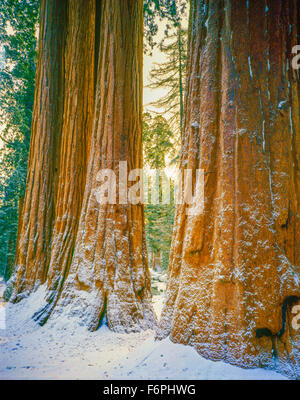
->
xmin=0 ymin=0 xmax=39 ymax=280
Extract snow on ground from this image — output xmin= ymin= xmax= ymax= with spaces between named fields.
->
xmin=0 ymin=274 xmax=287 ymax=380
xmin=0 ymin=277 xmax=8 ymax=344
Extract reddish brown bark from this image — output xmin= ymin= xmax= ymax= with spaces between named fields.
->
xmin=9 ymin=0 xmax=155 ymax=333
xmin=158 ymin=0 xmax=300 ymax=378
xmin=33 ymin=0 xmax=96 ymax=324
xmin=10 ymin=0 xmax=96 ymax=311
xmin=52 ymin=0 xmax=156 ymax=332
xmin=10 ymin=0 xmax=68 ymax=301
xmin=151 ymin=250 xmax=162 ymax=272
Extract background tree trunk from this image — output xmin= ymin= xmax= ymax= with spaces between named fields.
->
xmin=158 ymin=0 xmax=300 ymax=378
xmin=10 ymin=0 xmax=68 ymax=302
xmin=151 ymin=250 xmax=161 ymax=272
xmin=51 ymin=0 xmax=156 ymax=333
xmin=178 ymin=24 xmax=184 ymax=139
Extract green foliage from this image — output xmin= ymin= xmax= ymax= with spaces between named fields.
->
xmin=143 ymin=0 xmax=187 ymax=53
xmin=143 ymin=1 xmax=188 ymax=270
xmin=143 ymin=112 xmax=174 ymax=169
xmin=145 ymin=200 xmax=175 ymax=270
xmin=0 ymin=0 xmax=39 ymax=278
xmin=148 ymin=26 xmax=187 ymax=136
xmin=143 ymin=113 xmax=175 ymax=270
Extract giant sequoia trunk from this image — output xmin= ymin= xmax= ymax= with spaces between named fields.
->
xmin=10 ymin=0 xmax=95 ymax=308
xmin=8 ymin=0 xmax=155 ymax=331
xmin=10 ymin=0 xmax=68 ymax=301
xmin=10 ymin=0 xmax=154 ymax=333
xmin=158 ymin=0 xmax=300 ymax=378
xmin=33 ymin=0 xmax=96 ymax=324
xmin=51 ymin=0 xmax=156 ymax=332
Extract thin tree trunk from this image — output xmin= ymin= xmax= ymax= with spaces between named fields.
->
xmin=152 ymin=250 xmax=161 ymax=272
xmin=178 ymin=24 xmax=184 ymax=139
xmin=10 ymin=0 xmax=68 ymax=302
xmin=158 ymin=0 xmax=300 ymax=378
xmin=52 ymin=0 xmax=156 ymax=332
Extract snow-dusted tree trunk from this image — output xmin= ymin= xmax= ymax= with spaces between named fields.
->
xmin=10 ymin=0 xmax=68 ymax=301
xmin=51 ymin=0 xmax=156 ymax=332
xmin=158 ymin=0 xmax=300 ymax=378
xmin=10 ymin=0 xmax=96 ymax=309
xmin=9 ymin=0 xmax=155 ymax=332
xmin=33 ymin=0 xmax=96 ymax=324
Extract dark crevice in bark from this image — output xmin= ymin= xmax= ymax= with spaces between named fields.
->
xmin=278 ymin=296 xmax=300 ymax=338
xmin=256 ymin=296 xmax=300 ymax=343
xmin=96 ymin=296 xmax=107 ymax=331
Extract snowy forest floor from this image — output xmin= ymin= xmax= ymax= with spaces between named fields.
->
xmin=0 ymin=273 xmax=287 ymax=380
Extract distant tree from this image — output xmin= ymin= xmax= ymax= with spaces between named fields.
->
xmin=0 ymin=0 xmax=39 ymax=279
xmin=143 ymin=0 xmax=187 ymax=53
xmin=143 ymin=113 xmax=175 ymax=271
xmin=147 ymin=26 xmax=187 ymax=137
xmin=143 ymin=1 xmax=187 ymax=273
xmin=143 ymin=113 xmax=174 ymax=169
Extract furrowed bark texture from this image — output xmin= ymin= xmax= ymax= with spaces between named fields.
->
xmin=10 ymin=0 xmax=68 ymax=301
xmin=33 ymin=0 xmax=96 ymax=324
xmin=157 ymin=0 xmax=300 ymax=378
xmin=52 ymin=0 xmax=156 ymax=332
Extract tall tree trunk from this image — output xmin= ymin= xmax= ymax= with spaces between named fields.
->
xmin=51 ymin=0 xmax=156 ymax=332
xmin=158 ymin=0 xmax=300 ymax=378
xmin=10 ymin=0 xmax=68 ymax=302
xmin=152 ymin=250 xmax=161 ymax=272
xmin=33 ymin=0 xmax=96 ymax=324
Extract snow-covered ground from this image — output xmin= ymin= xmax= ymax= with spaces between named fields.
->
xmin=0 ymin=274 xmax=287 ymax=380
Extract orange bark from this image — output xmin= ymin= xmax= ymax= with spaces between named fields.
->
xmin=10 ymin=0 xmax=155 ymax=333
xmin=50 ymin=0 xmax=156 ymax=332
xmin=158 ymin=0 xmax=300 ymax=378
xmin=33 ymin=0 xmax=96 ymax=324
xmin=11 ymin=0 xmax=68 ymax=301
xmin=10 ymin=0 xmax=96 ymax=309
